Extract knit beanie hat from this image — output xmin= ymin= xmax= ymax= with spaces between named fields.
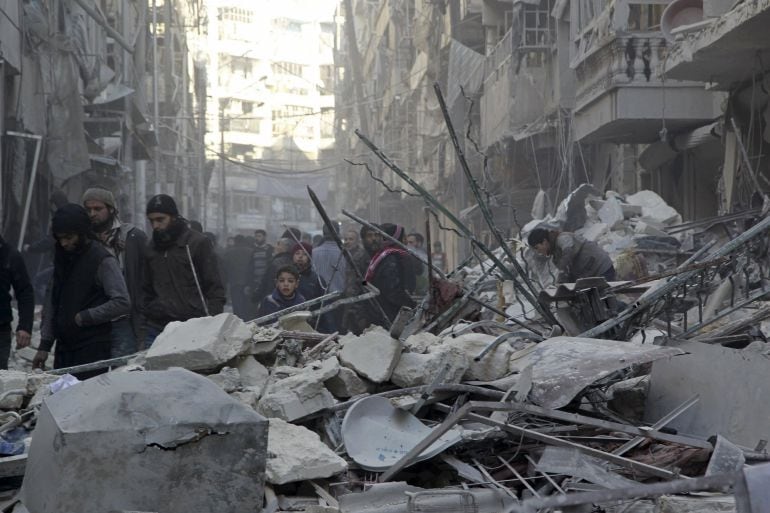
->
xmin=146 ymin=194 xmax=179 ymax=216
xmin=291 ymin=242 xmax=313 ymax=258
xmin=52 ymin=204 xmax=92 ymax=235
xmin=81 ymin=187 xmax=116 ymax=210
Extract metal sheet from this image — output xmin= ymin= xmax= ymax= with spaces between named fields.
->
xmin=509 ymin=337 xmax=684 ymax=409
xmin=647 ymin=340 xmax=770 ymax=448
xmin=537 ymin=446 xmax=640 ymax=489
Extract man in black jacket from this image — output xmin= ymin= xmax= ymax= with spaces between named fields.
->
xmin=82 ymin=187 xmax=148 ymax=354
xmin=363 ymin=223 xmax=416 ymax=326
xmin=0 ymin=235 xmax=34 ymax=369
xmin=33 ymin=205 xmax=131 ymax=379
xmin=142 ymin=195 xmax=226 ymax=345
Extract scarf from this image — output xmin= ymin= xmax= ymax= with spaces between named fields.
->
xmin=365 ymin=246 xmax=409 ymax=282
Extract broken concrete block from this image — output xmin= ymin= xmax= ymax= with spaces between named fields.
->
xmin=230 ymin=389 xmax=260 ymax=410
xmin=339 ymin=327 xmax=402 ymax=383
xmin=325 ymin=367 xmax=375 ymax=398
xmin=402 ymin=332 xmax=442 ymax=354
xmin=22 ymin=369 xmax=268 ymax=513
xmin=144 ymin=313 xmax=251 ymax=371
xmin=278 ymin=311 xmax=315 ymax=332
xmin=257 ymin=359 xmax=339 ymax=421
xmin=206 ymin=367 xmax=241 ymax=393
xmin=266 ymin=418 xmax=347 ymax=485
xmin=598 ymin=197 xmax=624 ymax=229
xmin=391 ymin=346 xmax=468 ymax=388
xmin=0 ymin=371 xmax=30 ymax=409
xmin=235 ymin=356 xmax=269 ymax=395
xmin=439 ymin=333 xmax=513 ymax=381
xmin=608 ymin=375 xmax=650 ymax=422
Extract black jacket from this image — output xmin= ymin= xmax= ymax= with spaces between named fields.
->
xmin=142 ymin=226 xmax=226 ymax=330
xmin=0 ymin=236 xmax=34 ymax=332
xmin=369 ymin=253 xmax=416 ymax=325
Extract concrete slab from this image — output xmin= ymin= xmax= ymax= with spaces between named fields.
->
xmin=144 ymin=313 xmax=251 ymax=371
xmin=266 ymin=418 xmax=347 ymax=485
xmin=21 ymin=369 xmax=268 ymax=513
xmin=257 ymin=358 xmax=339 ymax=421
xmin=339 ymin=327 xmax=402 ymax=383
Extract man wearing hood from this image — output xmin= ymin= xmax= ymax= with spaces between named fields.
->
xmin=33 ymin=204 xmax=130 ymax=379
xmin=364 ymin=223 xmax=416 ymax=325
xmin=82 ymin=187 xmax=147 ymax=354
xmin=142 ymin=194 xmax=225 ymax=345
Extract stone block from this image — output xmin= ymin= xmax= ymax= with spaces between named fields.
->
xmin=438 ymin=333 xmax=513 ymax=381
xmin=257 ymin=359 xmax=339 ymax=421
xmin=144 ymin=313 xmax=251 ymax=371
xmin=206 ymin=367 xmax=241 ymax=393
xmin=402 ymin=332 xmax=441 ymax=354
xmin=266 ymin=418 xmax=347 ymax=485
xmin=391 ymin=347 xmax=468 ymax=388
xmin=339 ymin=327 xmax=402 ymax=383
xmin=235 ymin=356 xmax=269 ymax=396
xmin=21 ymin=369 xmax=268 ymax=513
xmin=230 ymin=389 xmax=260 ymax=410
xmin=325 ymin=367 xmax=374 ymax=398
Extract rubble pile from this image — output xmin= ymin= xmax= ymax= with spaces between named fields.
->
xmin=3 ymin=187 xmax=770 ymax=512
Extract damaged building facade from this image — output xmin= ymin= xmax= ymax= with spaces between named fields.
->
xmin=0 ymin=0 xmax=207 ymax=248
xmin=335 ymin=0 xmax=765 ymax=268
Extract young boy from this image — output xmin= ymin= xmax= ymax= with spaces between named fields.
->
xmin=257 ymin=265 xmax=306 ymax=317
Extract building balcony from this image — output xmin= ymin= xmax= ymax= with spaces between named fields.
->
xmin=573 ymin=33 xmax=720 ymax=143
xmin=663 ymin=0 xmax=770 ymax=90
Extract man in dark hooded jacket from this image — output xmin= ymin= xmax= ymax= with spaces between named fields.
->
xmin=142 ymin=195 xmax=225 ymax=345
xmin=33 ymin=205 xmax=130 ymax=379
xmin=364 ymin=223 xmax=416 ymax=325
xmin=0 ymin=235 xmax=34 ymax=369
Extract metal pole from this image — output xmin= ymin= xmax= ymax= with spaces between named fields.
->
xmin=9 ymin=132 xmax=43 ymax=251
xmin=220 ymin=101 xmax=228 ymax=238
xmin=151 ymin=0 xmax=161 ymax=195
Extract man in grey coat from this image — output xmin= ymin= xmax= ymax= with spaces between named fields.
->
xmin=83 ymin=187 xmax=148 ymax=355
xmin=527 ymin=226 xmax=616 ymax=283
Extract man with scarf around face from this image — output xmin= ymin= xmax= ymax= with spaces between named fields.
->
xmin=363 ymin=223 xmax=416 ymax=326
xmin=82 ymin=187 xmax=148 ymax=354
xmin=141 ymin=195 xmax=225 ymax=345
xmin=32 ymin=205 xmax=130 ymax=379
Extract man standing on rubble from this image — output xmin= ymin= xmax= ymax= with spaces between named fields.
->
xmin=82 ymin=187 xmax=147 ymax=355
xmin=527 ymin=226 xmax=616 ymax=283
xmin=33 ymin=205 xmax=131 ymax=379
xmin=364 ymin=223 xmax=416 ymax=325
xmin=313 ymin=223 xmax=347 ymax=331
xmin=0 ymin=234 xmax=34 ymax=369
xmin=142 ymin=194 xmax=226 ymax=345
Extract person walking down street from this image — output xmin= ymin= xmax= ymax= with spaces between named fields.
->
xmin=256 ymin=265 xmax=306 ymax=317
xmin=224 ymin=235 xmax=256 ymax=320
xmin=33 ymin=205 xmax=130 ymax=380
xmin=527 ymin=226 xmax=616 ymax=283
xmin=0 ymin=234 xmax=34 ymax=369
xmin=142 ymin=195 xmax=226 ymax=345
xmin=249 ymin=229 xmax=273 ymax=308
xmin=342 ymin=227 xmax=372 ymax=335
xmin=364 ymin=223 xmax=416 ymax=326
xmin=82 ymin=187 xmax=148 ymax=355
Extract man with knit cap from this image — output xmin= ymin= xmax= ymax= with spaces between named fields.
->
xmin=82 ymin=187 xmax=148 ymax=355
xmin=142 ymin=194 xmax=225 ymax=344
xmin=33 ymin=204 xmax=130 ymax=379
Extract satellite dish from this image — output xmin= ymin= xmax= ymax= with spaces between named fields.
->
xmin=661 ymin=0 xmax=704 ymax=41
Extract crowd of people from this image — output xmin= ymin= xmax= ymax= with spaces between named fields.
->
xmin=0 ymin=187 xmax=450 ymax=380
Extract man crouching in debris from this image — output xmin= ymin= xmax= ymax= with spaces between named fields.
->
xmin=257 ymin=265 xmax=306 ymax=316
xmin=528 ymin=226 xmax=616 ymax=283
xmin=33 ymin=205 xmax=131 ymax=379
xmin=141 ymin=194 xmax=226 ymax=346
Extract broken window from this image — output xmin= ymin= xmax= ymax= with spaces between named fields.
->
xmin=521 ymin=1 xmax=553 ymax=50
xmin=627 ymin=3 xmax=666 ymax=31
